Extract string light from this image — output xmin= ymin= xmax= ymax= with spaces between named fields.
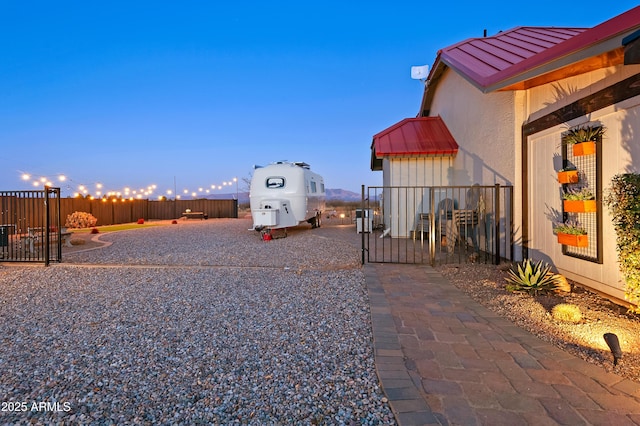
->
xmin=16 ymin=170 xmax=239 ymax=200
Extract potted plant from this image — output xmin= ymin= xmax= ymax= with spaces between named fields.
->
xmin=554 ymin=222 xmax=588 ymax=247
xmin=557 ymin=167 xmax=579 ymax=184
xmin=563 ymin=125 xmax=605 ymax=156
xmin=562 ymin=188 xmax=596 ymax=212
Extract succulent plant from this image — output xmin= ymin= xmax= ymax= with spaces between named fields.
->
xmin=562 ymin=188 xmax=595 ymax=200
xmin=553 ymin=222 xmax=587 ymax=235
xmin=563 ymin=125 xmax=605 ymax=145
xmin=505 ymin=259 xmax=562 ymax=296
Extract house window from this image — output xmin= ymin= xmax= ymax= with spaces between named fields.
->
xmin=310 ymin=181 xmax=317 ymax=193
xmin=266 ymin=177 xmax=285 ymax=188
xmin=561 ymin=129 xmax=603 ymax=263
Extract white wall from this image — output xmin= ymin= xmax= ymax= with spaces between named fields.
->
xmin=526 ymin=64 xmax=640 ymax=303
xmin=428 ymin=69 xmax=524 ymax=258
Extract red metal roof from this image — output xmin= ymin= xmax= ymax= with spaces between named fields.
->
xmin=372 ymin=117 xmax=458 ymax=157
xmin=434 ymin=5 xmax=640 ymax=91
xmin=439 ymin=27 xmax=586 ymax=89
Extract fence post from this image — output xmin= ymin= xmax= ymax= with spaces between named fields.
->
xmin=44 ymin=186 xmax=50 ymax=266
xmin=494 ymin=183 xmax=501 ymax=265
xmin=361 ymin=185 xmax=365 ymax=265
xmin=430 ymin=187 xmax=436 ymax=266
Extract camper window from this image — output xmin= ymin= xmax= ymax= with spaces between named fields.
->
xmin=266 ymin=177 xmax=285 ymax=188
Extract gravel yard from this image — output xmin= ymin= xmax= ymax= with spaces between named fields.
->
xmin=0 ymin=219 xmax=395 ymax=425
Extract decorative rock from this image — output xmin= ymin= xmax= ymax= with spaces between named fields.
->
xmin=0 ymin=219 xmax=395 ymax=424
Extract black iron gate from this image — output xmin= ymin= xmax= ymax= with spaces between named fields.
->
xmin=361 ymin=185 xmax=514 ymax=265
xmin=0 ymin=187 xmax=63 ymax=265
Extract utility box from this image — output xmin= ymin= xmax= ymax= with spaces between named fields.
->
xmin=355 ymin=209 xmax=373 ymax=233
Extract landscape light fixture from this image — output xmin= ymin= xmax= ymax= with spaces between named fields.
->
xmin=603 ymin=333 xmax=622 ymax=366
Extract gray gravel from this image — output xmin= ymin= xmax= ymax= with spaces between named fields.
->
xmin=0 ymin=219 xmax=394 ymax=425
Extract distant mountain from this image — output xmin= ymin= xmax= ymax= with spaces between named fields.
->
xmin=204 ymin=188 xmax=362 ymax=203
xmin=326 ymin=188 xmax=361 ymax=201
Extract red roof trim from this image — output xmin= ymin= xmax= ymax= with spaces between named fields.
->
xmin=372 ymin=117 xmax=459 ymax=157
xmin=434 ymin=6 xmax=640 ymax=90
xmin=437 ymin=27 xmax=587 ymax=89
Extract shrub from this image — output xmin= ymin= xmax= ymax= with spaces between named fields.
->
xmin=605 ymin=173 xmax=640 ymax=313
xmin=505 ymin=259 xmax=562 ymax=296
xmin=90 ymin=228 xmax=99 ymax=234
xmin=171 ymin=220 xmax=178 ymax=225
xmin=551 ymin=303 xmax=582 ymax=323
xmin=65 ymin=211 xmax=98 ymax=229
xmin=137 ymin=218 xmax=145 ymax=224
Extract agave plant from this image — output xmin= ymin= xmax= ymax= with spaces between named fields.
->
xmin=505 ymin=259 xmax=561 ymax=295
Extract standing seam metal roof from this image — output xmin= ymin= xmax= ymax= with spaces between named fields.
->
xmin=442 ymin=27 xmax=587 ymax=81
xmin=371 ymin=117 xmax=458 ymax=157
xmin=431 ymin=6 xmax=640 ymax=91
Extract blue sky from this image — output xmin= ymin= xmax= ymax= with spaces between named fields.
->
xmin=1 ymin=1 xmax=637 ymax=197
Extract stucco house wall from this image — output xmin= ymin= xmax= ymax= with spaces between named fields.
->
xmin=429 ymin=69 xmax=517 ymax=187
xmin=426 ymin=69 xmax=525 ymax=258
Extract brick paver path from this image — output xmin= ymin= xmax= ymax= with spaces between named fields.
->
xmin=365 ymin=263 xmax=640 ymax=425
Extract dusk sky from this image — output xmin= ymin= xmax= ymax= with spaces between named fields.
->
xmin=1 ymin=1 xmax=637 ymax=198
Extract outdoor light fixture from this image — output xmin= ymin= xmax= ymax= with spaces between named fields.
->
xmin=17 ymin=170 xmax=239 ymax=201
xmin=603 ymin=333 xmax=623 ymax=366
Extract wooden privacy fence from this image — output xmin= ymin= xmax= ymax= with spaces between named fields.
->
xmin=59 ymin=198 xmax=237 ymax=227
xmin=2 ymin=193 xmax=237 ymax=230
xmin=1 ymin=188 xmax=237 ymax=264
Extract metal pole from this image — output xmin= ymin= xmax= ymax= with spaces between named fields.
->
xmin=44 ymin=186 xmax=50 ymax=266
xmin=361 ymin=185 xmax=365 ymax=265
xmin=494 ymin=183 xmax=501 ymax=265
xmin=430 ymin=187 xmax=436 ymax=266
xmin=56 ymin=187 xmax=62 ymax=262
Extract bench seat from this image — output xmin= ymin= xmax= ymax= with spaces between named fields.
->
xmin=182 ymin=212 xmax=208 ymax=220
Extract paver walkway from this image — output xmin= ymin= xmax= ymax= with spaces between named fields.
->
xmin=365 ymin=263 xmax=640 ymax=425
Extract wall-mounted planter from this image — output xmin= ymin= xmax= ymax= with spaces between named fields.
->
xmin=557 ymin=232 xmax=589 ymax=247
xmin=563 ymin=199 xmax=597 ymax=213
xmin=572 ymin=141 xmax=596 ymax=156
xmin=558 ymin=170 xmax=579 ymax=184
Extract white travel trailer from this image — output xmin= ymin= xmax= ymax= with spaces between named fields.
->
xmin=250 ymin=161 xmax=326 ymax=233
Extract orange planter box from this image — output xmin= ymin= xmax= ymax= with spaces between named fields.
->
xmin=557 ymin=170 xmax=579 ymax=184
xmin=557 ymin=232 xmax=589 ymax=247
xmin=572 ymin=141 xmax=596 ymax=156
xmin=563 ymin=199 xmax=597 ymax=213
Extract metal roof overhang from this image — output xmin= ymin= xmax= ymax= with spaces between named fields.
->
xmin=370 ymin=117 xmax=458 ymax=171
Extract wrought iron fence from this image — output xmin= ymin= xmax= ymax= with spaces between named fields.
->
xmin=0 ymin=187 xmax=62 ymax=265
xmin=361 ymin=185 xmax=514 ymax=265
